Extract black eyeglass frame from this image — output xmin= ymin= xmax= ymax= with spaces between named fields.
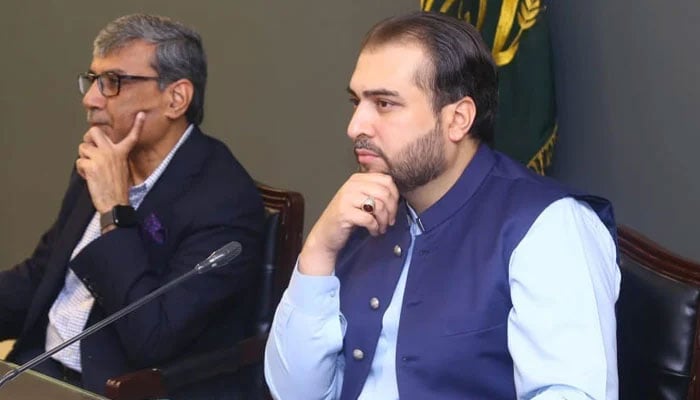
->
xmin=78 ymin=71 xmax=160 ymax=97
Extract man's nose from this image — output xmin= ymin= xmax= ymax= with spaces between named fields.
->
xmin=347 ymin=104 xmax=374 ymax=140
xmin=82 ymin=80 xmax=106 ymax=110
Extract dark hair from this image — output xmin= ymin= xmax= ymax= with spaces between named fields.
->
xmin=94 ymin=14 xmax=207 ymax=125
xmin=361 ymin=11 xmax=498 ymax=143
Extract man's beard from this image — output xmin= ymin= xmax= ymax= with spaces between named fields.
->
xmin=353 ymin=121 xmax=446 ymax=194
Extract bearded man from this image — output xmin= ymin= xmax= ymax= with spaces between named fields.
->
xmin=265 ymin=11 xmax=619 ymax=400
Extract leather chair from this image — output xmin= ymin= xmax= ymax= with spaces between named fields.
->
xmin=617 ymin=225 xmax=700 ymax=400
xmin=104 ymin=182 xmax=304 ymax=400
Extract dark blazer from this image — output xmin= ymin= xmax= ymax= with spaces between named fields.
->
xmin=0 ymin=127 xmax=265 ymax=396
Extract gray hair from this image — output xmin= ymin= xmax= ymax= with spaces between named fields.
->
xmin=94 ymin=14 xmax=207 ymax=125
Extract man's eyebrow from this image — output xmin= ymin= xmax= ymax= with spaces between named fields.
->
xmin=87 ymin=68 xmax=126 ymax=75
xmin=346 ymin=87 xmax=400 ymax=98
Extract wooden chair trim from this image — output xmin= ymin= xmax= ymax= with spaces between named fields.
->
xmin=618 ymin=225 xmax=700 ymax=400
xmin=105 ymin=368 xmax=166 ymax=400
xmin=255 ymin=181 xmax=305 ymax=305
xmin=618 ymin=225 xmax=700 ymax=285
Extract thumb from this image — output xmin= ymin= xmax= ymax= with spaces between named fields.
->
xmin=118 ymin=111 xmax=145 ymax=152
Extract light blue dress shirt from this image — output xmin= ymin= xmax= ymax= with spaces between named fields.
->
xmin=45 ymin=125 xmax=193 ymax=371
xmin=265 ymin=197 xmax=620 ymax=400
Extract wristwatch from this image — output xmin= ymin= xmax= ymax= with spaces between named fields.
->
xmin=100 ymin=205 xmax=137 ymax=230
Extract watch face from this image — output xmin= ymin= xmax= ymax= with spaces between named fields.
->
xmin=114 ymin=205 xmax=137 ymax=227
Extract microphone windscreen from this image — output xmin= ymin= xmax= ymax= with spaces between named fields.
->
xmin=196 ymin=241 xmax=243 ymax=272
xmin=213 ymin=241 xmax=243 ymax=264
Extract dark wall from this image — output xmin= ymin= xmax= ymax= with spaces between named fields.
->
xmin=548 ymin=1 xmax=700 ymax=260
xmin=0 ymin=0 xmax=415 ymax=269
xmin=4 ymin=1 xmax=696 ymax=268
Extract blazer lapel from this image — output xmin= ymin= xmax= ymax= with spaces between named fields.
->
xmin=136 ymin=127 xmax=210 ymax=217
xmin=134 ymin=127 xmax=211 ymax=262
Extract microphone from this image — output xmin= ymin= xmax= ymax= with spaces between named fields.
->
xmin=196 ymin=241 xmax=242 ymax=272
xmin=0 ymin=240 xmax=243 ymax=389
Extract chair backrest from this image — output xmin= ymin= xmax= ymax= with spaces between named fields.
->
xmin=252 ymin=181 xmax=304 ymax=335
xmin=617 ymin=225 xmax=700 ymax=400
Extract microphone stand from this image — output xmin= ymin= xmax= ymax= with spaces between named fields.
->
xmin=0 ymin=267 xmax=201 ymax=388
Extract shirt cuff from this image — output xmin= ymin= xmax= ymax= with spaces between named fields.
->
xmin=285 ymin=261 xmax=341 ymax=317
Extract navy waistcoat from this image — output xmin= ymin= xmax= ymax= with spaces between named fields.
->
xmin=335 ymin=144 xmax=615 ymax=400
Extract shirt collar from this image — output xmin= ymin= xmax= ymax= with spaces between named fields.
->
xmin=404 ymin=203 xmax=424 ymax=236
xmin=128 ymin=124 xmax=194 ymax=209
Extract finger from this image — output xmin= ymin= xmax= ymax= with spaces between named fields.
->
xmin=78 ymin=142 xmax=98 ymax=160
xmin=367 ymin=186 xmax=399 ymax=226
xmin=361 ymin=195 xmax=394 ymax=234
xmin=372 ymin=174 xmax=400 ymax=210
xmin=117 ymin=111 xmax=145 ymax=153
xmin=344 ymin=190 xmax=390 ymax=234
xmin=83 ymin=133 xmax=97 ymax=146
xmin=84 ymin=126 xmax=112 ymax=148
xmin=82 ymin=129 xmax=98 ymax=146
xmin=350 ymin=173 xmax=400 ymax=205
xmin=75 ymin=159 xmax=87 ymax=179
xmin=351 ymin=182 xmax=399 ymax=226
xmin=351 ymin=172 xmax=398 ymax=193
xmin=346 ymin=207 xmax=381 ymax=236
xmin=366 ymin=196 xmax=393 ymax=234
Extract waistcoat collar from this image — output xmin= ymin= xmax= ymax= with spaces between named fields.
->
xmin=413 ymin=143 xmax=495 ymax=232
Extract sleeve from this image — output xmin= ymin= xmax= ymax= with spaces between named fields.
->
xmin=507 ymin=197 xmax=620 ymax=400
xmin=0 ymin=170 xmax=82 ymax=339
xmin=70 ymin=175 xmax=265 ymax=367
xmin=0 ymin=224 xmax=58 ymax=338
xmin=264 ymin=264 xmax=346 ymax=400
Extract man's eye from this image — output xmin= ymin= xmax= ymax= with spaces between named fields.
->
xmin=349 ymin=98 xmax=359 ymax=107
xmin=377 ymin=100 xmax=392 ymax=109
xmin=104 ymin=74 xmax=120 ymax=86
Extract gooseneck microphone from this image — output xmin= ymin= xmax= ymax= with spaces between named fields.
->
xmin=0 ymin=240 xmax=242 ymax=389
xmin=195 ymin=241 xmax=242 ymax=272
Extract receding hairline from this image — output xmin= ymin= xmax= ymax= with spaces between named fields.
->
xmin=92 ymin=37 xmax=158 ymax=58
xmin=359 ymin=37 xmax=436 ymax=106
xmin=88 ymin=39 xmax=160 ymax=78
xmin=93 ymin=37 xmax=162 ymax=58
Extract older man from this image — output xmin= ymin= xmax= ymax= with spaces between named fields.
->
xmin=0 ymin=14 xmax=264 ymax=398
xmin=265 ymin=11 xmax=619 ymax=400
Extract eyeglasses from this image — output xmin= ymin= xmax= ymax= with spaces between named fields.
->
xmin=78 ymin=72 xmax=160 ymax=97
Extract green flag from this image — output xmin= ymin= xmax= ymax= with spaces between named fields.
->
xmin=420 ymin=0 xmax=556 ymax=175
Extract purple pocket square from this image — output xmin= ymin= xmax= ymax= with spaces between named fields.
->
xmin=143 ymin=212 xmax=166 ymax=244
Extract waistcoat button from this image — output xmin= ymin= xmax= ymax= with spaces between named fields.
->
xmin=352 ymin=348 xmax=364 ymax=360
xmin=369 ymin=297 xmax=380 ymax=310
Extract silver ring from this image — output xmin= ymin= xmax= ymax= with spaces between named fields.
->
xmin=361 ymin=196 xmax=376 ymax=213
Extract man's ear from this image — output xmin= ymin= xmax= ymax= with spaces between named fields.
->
xmin=441 ymin=96 xmax=476 ymax=143
xmin=164 ymin=79 xmax=194 ymax=120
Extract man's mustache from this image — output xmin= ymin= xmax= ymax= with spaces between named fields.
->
xmin=86 ymin=110 xmax=109 ymax=125
xmin=353 ymin=135 xmax=383 ymax=156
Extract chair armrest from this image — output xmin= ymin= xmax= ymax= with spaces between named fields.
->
xmin=105 ymin=334 xmax=269 ymax=400
xmin=105 ymin=368 xmax=166 ymax=400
